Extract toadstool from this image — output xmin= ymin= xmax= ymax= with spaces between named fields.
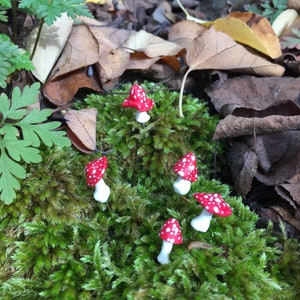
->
xmin=85 ymin=156 xmax=110 ymax=203
xmin=173 ymin=152 xmax=198 ymax=195
xmin=191 ymin=192 xmax=232 ymax=232
xmin=122 ymin=84 xmax=154 ymax=123
xmin=157 ymin=218 xmax=182 ymax=264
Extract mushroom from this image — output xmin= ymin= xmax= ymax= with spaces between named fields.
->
xmin=191 ymin=192 xmax=232 ymax=232
xmin=85 ymin=156 xmax=110 ymax=203
xmin=173 ymin=152 xmax=198 ymax=195
xmin=122 ymin=84 xmax=154 ymax=123
xmin=157 ymin=218 xmax=182 ymax=264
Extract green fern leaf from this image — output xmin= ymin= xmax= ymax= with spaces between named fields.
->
xmin=0 ymin=34 xmax=33 ymax=88
xmin=19 ymin=0 xmax=93 ymax=26
xmin=0 ymin=0 xmax=11 ymax=7
xmin=0 ymin=83 xmax=71 ymax=203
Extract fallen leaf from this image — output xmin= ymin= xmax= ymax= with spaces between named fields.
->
xmin=213 ymin=114 xmax=300 ymax=140
xmin=186 ymin=27 xmax=284 ymax=76
xmin=275 ymin=184 xmax=300 ymax=208
xmin=43 ymin=24 xmax=101 ymax=104
xmin=227 ymin=142 xmax=258 ymax=198
xmin=205 ymin=75 xmax=300 ymax=115
xmin=123 ymin=30 xmax=184 ymax=70
xmin=178 ymin=27 xmax=285 ymax=116
xmin=64 ymin=108 xmax=98 ymax=153
xmin=188 ymin=241 xmax=212 ymax=251
xmin=168 ymin=20 xmax=207 ymax=48
xmin=89 ymin=26 xmax=131 ymax=83
xmin=43 ymin=67 xmax=102 ymax=106
xmin=214 ymin=12 xmax=282 ymax=58
xmin=26 ymin=13 xmax=74 ymax=83
xmin=272 ymin=9 xmax=298 ymax=37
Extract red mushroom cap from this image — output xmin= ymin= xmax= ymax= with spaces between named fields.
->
xmin=85 ymin=156 xmax=108 ymax=186
xmin=122 ymin=84 xmax=154 ymax=112
xmin=159 ymin=218 xmax=182 ymax=244
xmin=173 ymin=152 xmax=198 ymax=182
xmin=194 ymin=192 xmax=232 ymax=217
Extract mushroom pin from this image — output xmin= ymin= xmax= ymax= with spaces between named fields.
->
xmin=191 ymin=193 xmax=232 ymax=232
xmin=85 ymin=156 xmax=110 ymax=203
xmin=157 ymin=218 xmax=182 ymax=265
xmin=122 ymin=84 xmax=154 ymax=123
xmin=173 ymin=152 xmax=198 ymax=195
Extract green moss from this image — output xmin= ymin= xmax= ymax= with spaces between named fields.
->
xmin=0 ymin=82 xmax=299 ymax=299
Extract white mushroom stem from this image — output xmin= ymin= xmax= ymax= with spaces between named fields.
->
xmin=191 ymin=209 xmax=213 ymax=232
xmin=157 ymin=241 xmax=174 ymax=265
xmin=173 ymin=176 xmax=191 ymax=195
xmin=136 ymin=110 xmax=150 ymax=123
xmin=93 ymin=178 xmax=110 ymax=203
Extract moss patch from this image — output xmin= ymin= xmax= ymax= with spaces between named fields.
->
xmin=0 ymin=82 xmax=299 ymax=299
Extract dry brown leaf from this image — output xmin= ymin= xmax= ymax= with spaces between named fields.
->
xmin=47 ymin=25 xmax=99 ymax=79
xmin=43 ymin=67 xmax=102 ymax=106
xmin=123 ymin=30 xmax=184 ymax=58
xmin=205 ymin=76 xmax=300 ymax=115
xmin=89 ymin=26 xmax=131 ymax=83
xmin=213 ymin=12 xmax=282 ymax=59
xmin=213 ymin=115 xmax=300 ymax=140
xmin=43 ymin=25 xmax=101 ymax=104
xmin=227 ymin=142 xmax=258 ymax=198
xmin=168 ymin=20 xmax=207 ymax=48
xmin=188 ymin=241 xmax=212 ymax=251
xmin=185 ymin=27 xmax=284 ymax=76
xmin=64 ymin=108 xmax=98 ymax=153
xmin=271 ymin=205 xmax=300 ymax=231
xmin=178 ymin=27 xmax=285 ymax=116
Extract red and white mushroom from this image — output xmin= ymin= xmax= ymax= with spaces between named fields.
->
xmin=157 ymin=218 xmax=182 ymax=264
xmin=122 ymin=84 xmax=154 ymax=123
xmin=191 ymin=192 xmax=232 ymax=232
xmin=85 ymin=156 xmax=110 ymax=203
xmin=173 ymin=152 xmax=198 ymax=195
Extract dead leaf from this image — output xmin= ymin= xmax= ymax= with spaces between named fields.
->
xmin=188 ymin=241 xmax=212 ymax=251
xmin=272 ymin=9 xmax=298 ymax=37
xmin=64 ymin=108 xmax=98 ymax=153
xmin=205 ymin=76 xmax=300 ymax=115
xmin=123 ymin=30 xmax=184 ymax=71
xmin=213 ymin=12 xmax=282 ymax=58
xmin=43 ymin=25 xmax=101 ymax=104
xmin=227 ymin=142 xmax=258 ymax=198
xmin=185 ymin=27 xmax=284 ymax=76
xmin=124 ymin=30 xmax=183 ymax=57
xmin=271 ymin=205 xmax=300 ymax=231
xmin=26 ymin=12 xmax=74 ymax=83
xmin=178 ymin=27 xmax=285 ymax=116
xmin=275 ymin=184 xmax=300 ymax=208
xmin=89 ymin=26 xmax=131 ymax=83
xmin=43 ymin=67 xmax=102 ymax=106
xmin=168 ymin=20 xmax=207 ymax=48
xmin=213 ymin=114 xmax=300 ymax=140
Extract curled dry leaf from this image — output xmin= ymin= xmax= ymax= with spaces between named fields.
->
xmin=205 ymin=75 xmax=300 ymax=115
xmin=214 ymin=12 xmax=282 ymax=59
xmin=213 ymin=114 xmax=300 ymax=140
xmin=168 ymin=20 xmax=207 ymax=48
xmin=123 ymin=30 xmax=184 ymax=71
xmin=178 ymin=26 xmax=285 ymax=117
xmin=188 ymin=241 xmax=212 ymax=251
xmin=185 ymin=27 xmax=284 ymax=76
xmin=64 ymin=108 xmax=98 ymax=154
xmin=43 ymin=25 xmax=101 ymax=105
xmin=227 ymin=142 xmax=258 ymax=198
xmin=89 ymin=26 xmax=131 ymax=84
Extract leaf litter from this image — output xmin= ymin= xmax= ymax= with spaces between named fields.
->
xmin=18 ymin=0 xmax=300 ymax=237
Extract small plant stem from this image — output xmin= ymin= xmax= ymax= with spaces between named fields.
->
xmin=12 ymin=0 xmax=17 ymax=43
xmin=178 ymin=68 xmax=191 ymax=118
xmin=30 ymin=19 xmax=45 ymax=60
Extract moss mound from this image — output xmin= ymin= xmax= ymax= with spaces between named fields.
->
xmin=0 ymin=82 xmax=299 ymax=299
